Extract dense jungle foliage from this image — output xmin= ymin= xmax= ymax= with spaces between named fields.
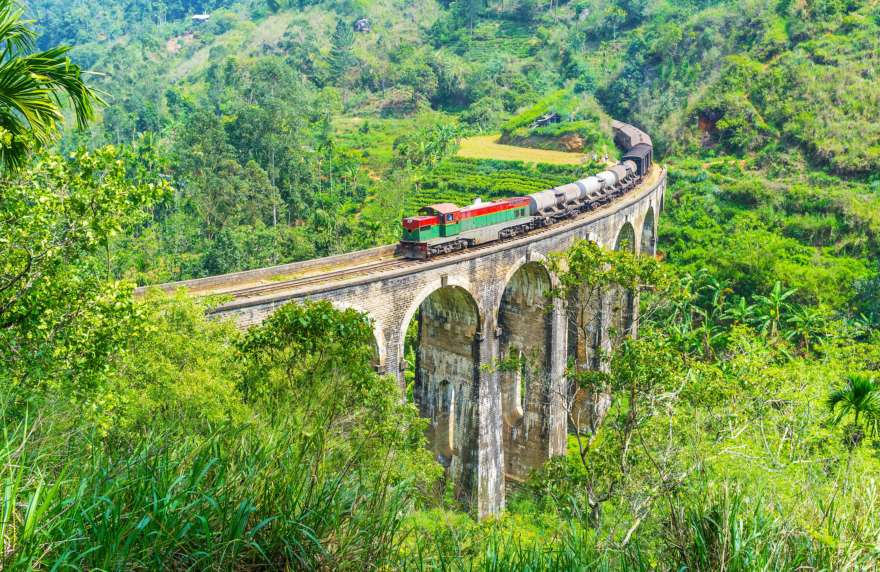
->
xmin=2 ymin=0 xmax=880 ymax=568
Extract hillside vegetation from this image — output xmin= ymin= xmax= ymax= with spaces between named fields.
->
xmin=2 ymin=0 xmax=880 ymax=569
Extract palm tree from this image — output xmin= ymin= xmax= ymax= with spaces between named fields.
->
xmin=0 ymin=0 xmax=101 ymax=169
xmin=819 ymin=373 xmax=879 ymax=524
xmin=827 ymin=374 xmax=880 ymax=449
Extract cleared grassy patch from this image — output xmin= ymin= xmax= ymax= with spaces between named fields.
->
xmin=457 ymin=134 xmax=589 ymax=165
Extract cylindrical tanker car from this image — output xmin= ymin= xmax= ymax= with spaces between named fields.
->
xmin=398 ymin=122 xmax=653 ymax=260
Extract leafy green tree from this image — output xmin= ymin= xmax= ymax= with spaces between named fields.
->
xmin=329 ymin=19 xmax=355 ymax=82
xmin=0 ymin=148 xmax=167 ymax=405
xmin=396 ymin=55 xmax=440 ymax=107
xmin=172 ymin=111 xmax=283 ymax=240
xmin=545 ymin=239 xmax=681 ymax=528
xmin=394 ymin=122 xmax=460 ymax=168
xmin=93 ymin=42 xmax=166 ymax=146
xmin=236 ymin=299 xmax=438 ymax=486
xmin=0 ymin=0 xmax=100 ymax=169
xmin=202 ymin=223 xmax=315 ymax=275
xmin=100 ymin=291 xmax=246 ymax=437
xmin=461 ymin=0 xmax=482 ymax=28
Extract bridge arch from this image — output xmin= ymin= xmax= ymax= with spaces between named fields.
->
xmin=615 ymin=221 xmax=637 ymax=253
xmin=397 ymin=276 xmax=482 ymax=365
xmin=641 ymin=207 xmax=656 ymax=256
xmin=497 ymin=251 xmax=559 ymax=292
xmin=324 ymin=300 xmax=386 ymax=372
xmin=497 ymin=260 xmax=555 ymax=481
xmin=400 ymin=282 xmax=483 ymax=507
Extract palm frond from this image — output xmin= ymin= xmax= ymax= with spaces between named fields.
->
xmin=826 ymin=374 xmax=880 ymax=434
xmin=0 ymin=1 xmax=36 ymax=59
xmin=0 ymin=2 xmax=102 ymax=170
xmin=17 ymin=46 xmax=103 ymax=127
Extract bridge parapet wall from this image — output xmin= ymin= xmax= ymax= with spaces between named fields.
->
xmin=136 ymin=244 xmax=398 ymax=297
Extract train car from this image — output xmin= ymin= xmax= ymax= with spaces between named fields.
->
xmin=528 ymin=189 xmax=558 ymax=215
xmin=621 ymin=143 xmax=652 ymax=177
xmin=612 ymin=120 xmax=652 ymax=150
xmin=400 ymin=197 xmax=534 ymax=259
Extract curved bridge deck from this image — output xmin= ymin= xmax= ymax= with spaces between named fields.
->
xmin=140 ymin=165 xmax=665 ymax=311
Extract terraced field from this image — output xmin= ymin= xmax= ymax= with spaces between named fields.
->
xmin=464 ymin=21 xmax=537 ymax=62
xmin=405 ymin=157 xmax=593 ymax=214
xmin=458 ymin=135 xmax=590 ymax=164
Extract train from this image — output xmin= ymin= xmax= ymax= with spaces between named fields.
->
xmin=398 ymin=121 xmax=654 ymax=259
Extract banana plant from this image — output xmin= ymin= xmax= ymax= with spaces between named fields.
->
xmin=752 ymin=281 xmax=796 ymax=340
xmin=784 ymin=305 xmax=827 ymax=351
xmin=723 ymin=296 xmax=755 ymax=326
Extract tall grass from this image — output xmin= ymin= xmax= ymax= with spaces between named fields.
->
xmin=0 ymin=414 xmax=414 ymax=570
xmin=664 ymin=481 xmax=880 ymax=571
xmin=395 ymin=478 xmax=880 ymax=572
xmin=4 ymin=414 xmax=879 ymax=570
xmin=396 ymin=523 xmax=624 ymax=572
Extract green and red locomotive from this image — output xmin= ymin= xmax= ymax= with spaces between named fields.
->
xmin=400 ymin=197 xmax=533 ymax=258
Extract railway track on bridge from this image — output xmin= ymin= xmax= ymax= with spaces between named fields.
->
xmin=221 ymin=257 xmax=420 ymax=299
xmin=212 ymin=165 xmax=664 ymax=303
xmin=214 ymin=206 xmax=591 ymax=300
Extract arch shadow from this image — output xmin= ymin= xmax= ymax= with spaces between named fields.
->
xmin=615 ymin=221 xmax=637 ymax=253
xmin=400 ymin=283 xmax=482 ymax=507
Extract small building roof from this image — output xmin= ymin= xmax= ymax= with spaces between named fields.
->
xmin=191 ymin=13 xmax=211 ymax=21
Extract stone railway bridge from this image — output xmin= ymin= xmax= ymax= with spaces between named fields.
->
xmin=145 ymin=138 xmax=667 ymax=518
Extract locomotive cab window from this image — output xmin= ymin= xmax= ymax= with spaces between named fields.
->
xmin=446 ymin=214 xmax=453 ymax=222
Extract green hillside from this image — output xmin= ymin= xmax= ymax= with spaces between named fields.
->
xmin=3 ymin=0 xmax=880 ymax=568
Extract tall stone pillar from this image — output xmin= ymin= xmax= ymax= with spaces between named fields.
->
xmin=476 ymin=317 xmax=505 ymax=517
xmin=386 ymin=328 xmax=406 ymax=393
xmin=547 ymin=297 xmax=568 ymax=456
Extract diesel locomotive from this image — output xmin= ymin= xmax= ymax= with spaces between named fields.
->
xmin=398 ymin=122 xmax=653 ymax=259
